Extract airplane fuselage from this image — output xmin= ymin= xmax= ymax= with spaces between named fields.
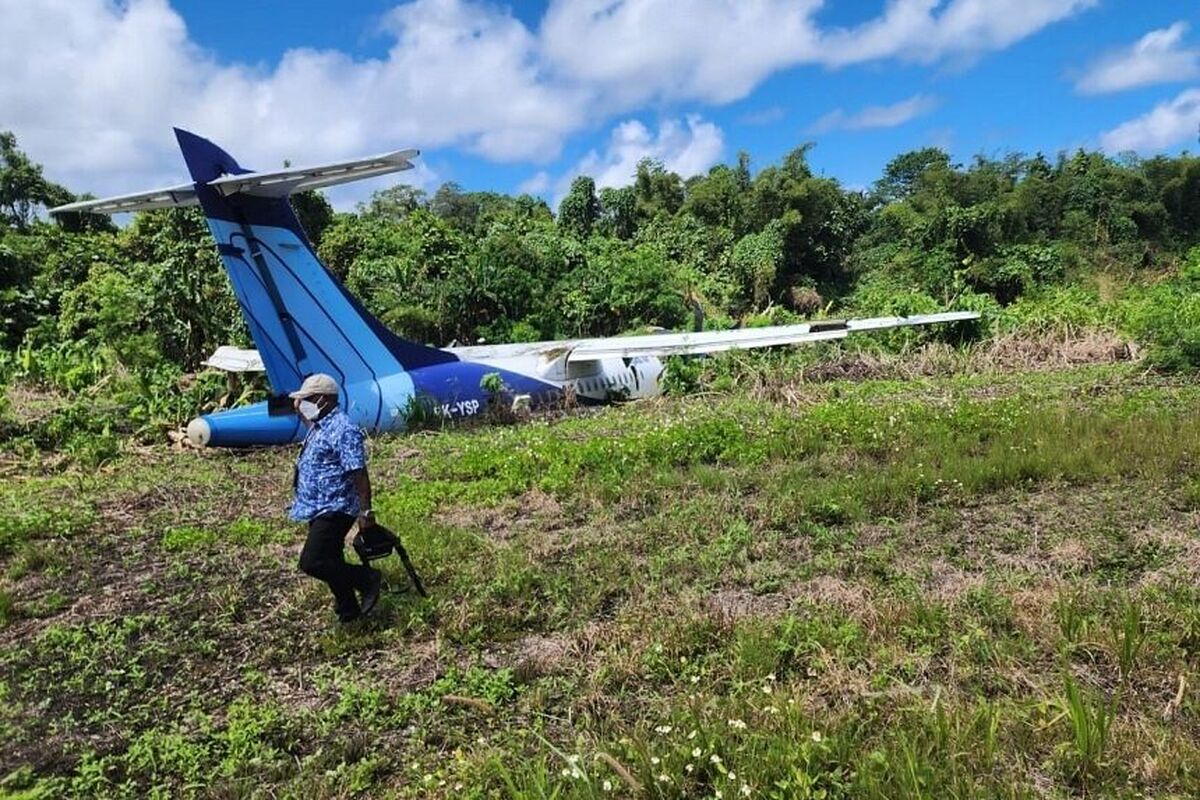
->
xmin=185 ymin=351 xmax=665 ymax=447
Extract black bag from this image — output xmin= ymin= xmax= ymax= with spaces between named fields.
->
xmin=352 ymin=523 xmax=428 ymax=598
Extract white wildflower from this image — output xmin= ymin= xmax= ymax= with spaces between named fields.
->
xmin=655 ymin=725 xmax=673 ymax=735
xmin=728 ymin=719 xmax=747 ymax=730
xmin=811 ymin=731 xmax=823 ymax=742
xmin=741 ymin=784 xmax=752 ymax=797
xmin=692 ymin=747 xmax=702 ymax=758
xmin=603 ymin=780 xmax=613 ymax=792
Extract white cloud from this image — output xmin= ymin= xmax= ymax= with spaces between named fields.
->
xmin=1077 ymin=22 xmax=1200 ymax=94
xmin=549 ymin=115 xmax=724 ymax=206
xmin=1100 ymin=88 xmax=1200 ymax=153
xmin=517 ymin=171 xmax=551 ymax=196
xmin=541 ymin=0 xmax=1096 ymax=108
xmin=0 ymin=0 xmax=1097 ymax=206
xmin=0 ymin=0 xmax=587 ymax=202
xmin=577 ymin=115 xmax=724 ymax=189
xmin=811 ymin=94 xmax=939 ymax=133
xmin=540 ymin=0 xmax=824 ymax=107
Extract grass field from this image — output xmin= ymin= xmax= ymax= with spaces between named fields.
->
xmin=3 ymin=361 xmax=1200 ymax=798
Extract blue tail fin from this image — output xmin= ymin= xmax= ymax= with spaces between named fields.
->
xmin=174 ymin=128 xmax=455 ymax=428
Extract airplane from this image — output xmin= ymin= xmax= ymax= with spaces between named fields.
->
xmin=52 ymin=129 xmax=979 ymax=448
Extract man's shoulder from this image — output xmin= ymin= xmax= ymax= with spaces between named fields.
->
xmin=324 ymin=409 xmax=365 ymax=441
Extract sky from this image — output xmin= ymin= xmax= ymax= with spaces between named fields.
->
xmin=2 ymin=0 xmax=1199 ymax=210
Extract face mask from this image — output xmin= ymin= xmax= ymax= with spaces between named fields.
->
xmin=298 ymin=399 xmax=321 ymax=422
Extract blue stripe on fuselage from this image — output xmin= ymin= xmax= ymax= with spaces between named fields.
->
xmin=407 ymin=360 xmax=563 ymax=422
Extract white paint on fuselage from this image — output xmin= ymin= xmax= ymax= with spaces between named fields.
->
xmin=460 ymin=353 xmax=665 ymax=404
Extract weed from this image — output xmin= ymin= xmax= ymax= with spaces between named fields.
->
xmin=1054 ymin=591 xmax=1089 ymax=652
xmin=1111 ymin=596 xmax=1146 ymax=684
xmin=0 ymin=584 xmax=14 ymax=628
xmin=1057 ymin=671 xmax=1116 ymax=787
xmin=160 ymin=525 xmax=216 ymax=551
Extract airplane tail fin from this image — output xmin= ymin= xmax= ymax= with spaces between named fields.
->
xmin=166 ymin=129 xmax=457 ymax=429
xmin=50 ymin=131 xmax=454 ymax=426
xmin=51 ymin=132 xmax=460 ymax=433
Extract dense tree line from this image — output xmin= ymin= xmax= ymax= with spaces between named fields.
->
xmin=1 ymin=128 xmax=1198 ymax=456
xmin=3 ymin=130 xmax=1199 ymax=368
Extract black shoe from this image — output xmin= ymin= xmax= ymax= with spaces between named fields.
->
xmin=360 ymin=568 xmax=383 ymax=616
xmin=337 ymin=611 xmax=361 ymax=624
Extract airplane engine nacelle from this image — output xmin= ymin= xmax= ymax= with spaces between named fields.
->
xmin=187 ymin=401 xmax=304 ymax=448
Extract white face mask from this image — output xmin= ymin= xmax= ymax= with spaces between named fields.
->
xmin=298 ymin=399 xmax=321 ymax=422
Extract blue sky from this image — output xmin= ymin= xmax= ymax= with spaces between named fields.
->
xmin=4 ymin=1 xmax=1199 ymax=207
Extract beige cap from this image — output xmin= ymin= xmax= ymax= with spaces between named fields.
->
xmin=288 ymin=373 xmax=340 ymax=399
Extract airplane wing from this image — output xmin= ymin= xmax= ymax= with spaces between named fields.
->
xmin=50 ymin=149 xmax=419 ymax=215
xmin=562 ymin=311 xmax=980 ymax=361
xmin=205 ymin=311 xmax=978 ymax=372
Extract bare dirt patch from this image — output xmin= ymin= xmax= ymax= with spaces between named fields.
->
xmin=437 ymin=488 xmax=565 ymax=538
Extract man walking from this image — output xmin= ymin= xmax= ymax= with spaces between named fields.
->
xmin=289 ymin=373 xmax=382 ymax=623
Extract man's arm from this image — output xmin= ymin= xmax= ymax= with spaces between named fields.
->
xmin=350 ymin=468 xmax=374 ymax=529
xmin=337 ymin=421 xmax=374 ymax=529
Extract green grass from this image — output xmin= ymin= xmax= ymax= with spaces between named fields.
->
xmin=2 ymin=362 xmax=1200 ymax=797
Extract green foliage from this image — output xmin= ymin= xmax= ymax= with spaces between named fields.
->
xmin=660 ymin=356 xmax=703 ymax=396
xmin=0 ymin=131 xmax=72 ymax=231
xmin=290 ymin=189 xmax=334 ymax=245
xmin=480 ymin=372 xmax=505 ymax=396
xmin=1117 ymin=247 xmax=1200 ymax=370
xmin=558 ymin=175 xmax=599 ymax=239
xmin=731 ymin=217 xmax=786 ymax=310
xmin=1057 ymin=671 xmax=1115 ymax=786
xmin=9 ymin=369 xmax=1200 ymax=796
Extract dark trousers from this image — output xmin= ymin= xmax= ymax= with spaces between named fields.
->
xmin=300 ymin=512 xmax=372 ymax=621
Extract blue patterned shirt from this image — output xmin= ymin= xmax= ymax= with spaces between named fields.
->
xmin=289 ymin=407 xmax=368 ymax=522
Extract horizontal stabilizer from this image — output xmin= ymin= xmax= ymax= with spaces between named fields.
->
xmin=207 ymin=149 xmax=418 ymax=198
xmin=50 ymin=183 xmax=199 ymax=215
xmin=50 ymin=147 xmax=419 ymax=216
xmin=203 ymin=346 xmax=265 ymax=372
